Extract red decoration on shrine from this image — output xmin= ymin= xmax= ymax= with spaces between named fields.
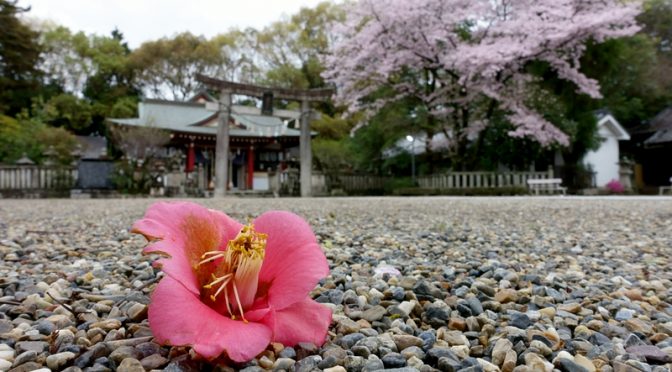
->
xmin=186 ymin=143 xmax=195 ymax=173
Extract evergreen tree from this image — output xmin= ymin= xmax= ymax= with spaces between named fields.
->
xmin=0 ymin=0 xmax=42 ymax=115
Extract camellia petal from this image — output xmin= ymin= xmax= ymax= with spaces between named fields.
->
xmin=148 ymin=276 xmax=273 ymax=362
xmin=269 ymin=298 xmax=332 ymax=347
xmin=253 ymin=211 xmax=330 ymax=310
xmin=132 ymin=202 xmax=242 ymax=293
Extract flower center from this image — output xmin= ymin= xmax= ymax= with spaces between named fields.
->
xmin=198 ymin=224 xmax=267 ymax=322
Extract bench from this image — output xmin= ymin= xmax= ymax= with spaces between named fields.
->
xmin=660 ymin=177 xmax=672 ymax=195
xmin=527 ymin=178 xmax=567 ymax=195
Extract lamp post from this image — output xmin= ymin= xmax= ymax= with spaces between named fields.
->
xmin=406 ymin=135 xmax=416 ymax=185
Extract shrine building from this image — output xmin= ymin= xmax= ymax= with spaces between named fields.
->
xmin=108 ymin=91 xmax=309 ymax=192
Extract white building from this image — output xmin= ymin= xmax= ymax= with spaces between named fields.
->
xmin=583 ymin=112 xmax=631 ymax=187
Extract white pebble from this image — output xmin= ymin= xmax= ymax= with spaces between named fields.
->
xmin=0 ymin=359 xmax=13 ymax=371
xmin=0 ymin=349 xmax=14 ymax=362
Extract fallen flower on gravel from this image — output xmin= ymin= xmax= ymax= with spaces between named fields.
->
xmin=132 ymin=201 xmax=332 ymax=362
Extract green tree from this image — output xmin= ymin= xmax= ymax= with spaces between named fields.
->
xmin=0 ymin=113 xmax=77 ymax=165
xmin=83 ymin=29 xmax=139 ymax=105
xmin=130 ymin=32 xmax=227 ymax=100
xmin=36 ymin=93 xmax=93 ymax=133
xmin=0 ymin=0 xmax=42 ymax=115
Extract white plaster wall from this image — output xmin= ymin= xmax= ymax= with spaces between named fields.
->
xmin=584 ymin=127 xmax=620 ymax=187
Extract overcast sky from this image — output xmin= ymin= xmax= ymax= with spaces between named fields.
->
xmin=22 ymin=0 xmax=329 ymax=48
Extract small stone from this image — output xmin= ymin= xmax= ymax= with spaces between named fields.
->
xmin=539 ymin=307 xmax=556 ymax=318
xmin=448 ymin=318 xmax=467 ymax=331
xmin=438 ymin=329 xmax=468 ymax=346
xmin=615 ymin=308 xmax=635 ymax=321
xmin=478 ymin=358 xmax=500 ymax=372
xmin=624 ymin=319 xmax=654 ymax=335
xmin=46 ymin=351 xmax=76 ymax=370
xmin=259 ymin=356 xmax=274 ymax=369
xmin=272 ymin=357 xmax=296 ymax=370
xmin=117 ymin=358 xmax=145 ymax=372
xmin=530 ymin=340 xmax=552 ymax=357
xmin=407 ymin=355 xmax=424 ymax=369
xmin=295 ymin=355 xmax=321 ymax=372
xmin=352 ymin=345 xmax=371 ymax=358
xmin=33 ymin=320 xmax=56 ymax=335
xmin=495 ymin=289 xmax=518 ymax=303
xmin=437 ymin=356 xmax=461 ymax=372
xmin=318 ymin=355 xmax=339 ymax=369
xmin=466 ymin=297 xmax=484 ymax=315
xmin=0 ymin=359 xmax=11 ymax=371
xmin=15 ymin=341 xmax=48 ymax=354
xmin=474 ymin=283 xmax=496 ymax=297
xmin=7 ymin=362 xmax=43 ymax=372
xmin=55 ymin=329 xmax=75 ymax=351
xmin=295 ymin=342 xmax=318 ymax=360
xmin=626 ymin=345 xmax=671 ymax=364
xmin=337 ymin=317 xmax=361 ymax=334
xmin=278 ymin=347 xmax=296 ymax=359
xmin=558 ymin=303 xmax=581 ymax=314
xmin=323 ymin=367 xmax=347 ymax=372
xmin=382 ymin=352 xmax=406 ymax=368
xmin=344 ymin=356 xmax=366 ymax=371
xmin=109 ymin=345 xmax=143 ymax=364
xmin=557 ymin=358 xmax=590 ymax=372
xmin=509 ymin=313 xmax=531 ymax=329
xmin=0 ymin=320 xmax=12 ymax=334
xmin=0 ymin=349 xmax=14 ymax=362
xmin=140 ymin=354 xmax=169 ymax=370
xmin=390 ymin=301 xmax=415 ymax=317
xmin=361 ymin=305 xmax=387 ymax=322
xmin=524 ymin=353 xmax=553 ymax=372
xmin=423 ymin=302 xmax=451 ymax=327
xmin=401 ymin=346 xmax=425 ymax=360
xmin=502 ymin=350 xmax=517 ymax=372
xmin=393 ymin=335 xmax=424 ymax=350
xmin=573 ymin=355 xmax=596 ymax=372
xmin=362 ymin=355 xmax=384 ymax=372
xmin=126 ymin=303 xmax=148 ymax=322
xmin=492 ymin=338 xmax=513 ymax=366
xmin=89 ymin=319 xmax=122 ymax=331
xmin=339 ymin=333 xmax=365 ymax=348
xmin=11 ymin=350 xmax=37 ymax=366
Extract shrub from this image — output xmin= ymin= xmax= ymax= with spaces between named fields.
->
xmin=605 ymin=179 xmax=625 ymax=193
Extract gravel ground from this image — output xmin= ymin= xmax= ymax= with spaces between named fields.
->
xmin=0 ymin=197 xmax=671 ymax=372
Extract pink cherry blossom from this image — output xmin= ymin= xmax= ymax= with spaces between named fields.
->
xmin=323 ymin=0 xmax=641 ymax=147
xmin=132 ymin=201 xmax=332 ymax=362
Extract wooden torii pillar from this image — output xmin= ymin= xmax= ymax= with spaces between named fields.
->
xmin=196 ymin=75 xmax=333 ymax=197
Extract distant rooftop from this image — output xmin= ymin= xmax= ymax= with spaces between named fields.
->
xmin=108 ymin=98 xmax=308 ymax=138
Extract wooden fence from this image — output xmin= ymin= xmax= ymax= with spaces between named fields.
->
xmin=417 ymin=169 xmax=554 ymax=189
xmin=314 ymin=170 xmax=553 ymax=194
xmin=0 ymin=166 xmax=78 ymax=190
xmin=338 ymin=174 xmax=389 ymax=191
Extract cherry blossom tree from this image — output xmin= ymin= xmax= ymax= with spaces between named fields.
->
xmin=323 ymin=0 xmax=641 ymax=161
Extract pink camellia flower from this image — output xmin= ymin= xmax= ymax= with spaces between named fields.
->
xmin=132 ymin=201 xmax=332 ymax=362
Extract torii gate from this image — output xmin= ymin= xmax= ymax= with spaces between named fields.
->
xmin=196 ymin=74 xmax=333 ymax=197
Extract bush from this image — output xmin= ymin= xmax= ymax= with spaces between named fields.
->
xmin=605 ymin=179 xmax=625 ymax=193
xmin=0 ymin=114 xmax=78 ymax=165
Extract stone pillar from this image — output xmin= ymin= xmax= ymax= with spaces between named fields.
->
xmin=300 ymin=100 xmax=312 ymax=197
xmin=214 ymin=91 xmax=231 ymax=197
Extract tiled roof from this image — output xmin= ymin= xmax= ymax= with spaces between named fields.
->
xmin=108 ymin=100 xmax=305 ymax=138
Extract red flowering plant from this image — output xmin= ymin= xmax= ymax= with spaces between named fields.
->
xmin=606 ymin=179 xmax=625 ymax=194
xmin=132 ymin=202 xmax=332 ymax=362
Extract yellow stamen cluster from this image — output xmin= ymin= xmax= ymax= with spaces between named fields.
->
xmin=198 ymin=224 xmax=267 ymax=323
